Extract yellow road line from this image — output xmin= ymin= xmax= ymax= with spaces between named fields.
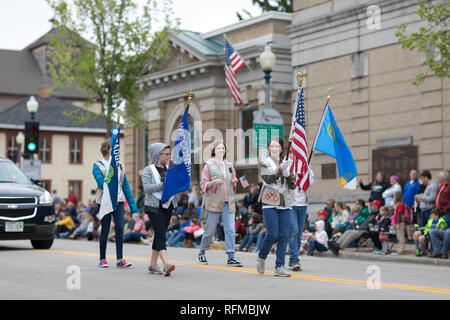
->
xmin=37 ymin=249 xmax=450 ymax=296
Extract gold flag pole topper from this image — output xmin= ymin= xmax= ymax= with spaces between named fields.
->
xmin=185 ymin=90 xmax=195 ymax=112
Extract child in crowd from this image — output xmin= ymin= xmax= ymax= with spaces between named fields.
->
xmin=183 ymin=218 xmax=202 ymax=248
xmin=55 ymin=212 xmax=76 ymax=238
xmin=167 ymin=215 xmax=190 ymax=247
xmin=238 ymin=213 xmax=264 ymax=252
xmin=193 ymin=220 xmax=206 ymax=247
xmin=331 ymin=202 xmax=349 ymax=235
xmin=307 ymin=220 xmax=328 ymax=256
xmin=378 ymin=206 xmax=392 ymax=255
xmin=413 ymin=208 xmax=447 ymax=257
xmin=124 ymin=213 xmax=148 ymax=244
xmin=298 ymin=228 xmax=312 ymax=256
xmin=166 ymin=216 xmax=180 ymax=240
xmin=68 ymin=211 xmax=94 ymax=240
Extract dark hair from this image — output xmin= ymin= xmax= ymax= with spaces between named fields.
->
xmin=431 ymin=208 xmax=441 ymax=217
xmin=268 ymin=137 xmax=285 ymax=159
xmin=251 ymin=213 xmax=263 ymax=224
xmin=420 ymin=170 xmax=432 ymax=180
xmin=180 ymin=215 xmax=189 ymax=221
xmin=210 ymin=141 xmax=227 ymax=159
xmin=356 ymin=199 xmax=366 ymax=207
xmin=100 ymin=139 xmax=110 ymax=157
xmin=336 ymin=202 xmax=345 ymax=210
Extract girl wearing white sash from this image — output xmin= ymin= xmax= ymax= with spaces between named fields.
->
xmin=198 ymin=142 xmax=243 ymax=267
xmin=256 ymin=137 xmax=296 ymax=277
xmin=142 ymin=142 xmax=176 ymax=276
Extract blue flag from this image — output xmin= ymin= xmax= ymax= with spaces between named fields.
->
xmin=314 ymin=105 xmax=357 ymax=189
xmin=161 ymin=107 xmax=191 ymax=203
xmin=98 ymin=126 xmax=120 ymax=220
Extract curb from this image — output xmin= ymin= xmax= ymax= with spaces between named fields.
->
xmin=209 ymin=242 xmax=450 ymax=267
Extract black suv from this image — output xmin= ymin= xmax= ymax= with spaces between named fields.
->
xmin=0 ymin=156 xmax=55 ymax=249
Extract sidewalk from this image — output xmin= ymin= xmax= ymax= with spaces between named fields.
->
xmin=210 ymin=242 xmax=450 ymax=267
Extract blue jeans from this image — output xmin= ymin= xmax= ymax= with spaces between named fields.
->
xmin=429 ymin=228 xmax=450 ymax=255
xmin=99 ymin=202 xmax=124 ymax=260
xmin=254 ymin=230 xmax=266 ymax=252
xmin=200 ymin=202 xmax=236 ymax=254
xmin=289 ymin=206 xmax=307 ymax=263
xmin=420 ymin=209 xmax=431 ymax=227
xmin=239 ymin=234 xmax=257 ymax=250
xmin=124 ymin=232 xmax=146 ymax=243
xmin=309 ymin=239 xmax=327 ymax=253
xmin=167 ymin=232 xmax=185 ymax=246
xmin=258 ymin=207 xmax=291 ymax=268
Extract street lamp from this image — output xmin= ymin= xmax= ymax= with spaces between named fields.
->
xmin=16 ymin=131 xmax=24 ymax=168
xmin=259 ymin=44 xmax=276 ymax=109
xmin=26 ymin=96 xmax=39 ymax=121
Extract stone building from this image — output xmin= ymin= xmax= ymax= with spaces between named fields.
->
xmin=289 ymin=0 xmax=449 ymax=208
xmin=126 ymin=1 xmax=448 ymax=210
xmin=125 ymin=12 xmax=294 ymax=196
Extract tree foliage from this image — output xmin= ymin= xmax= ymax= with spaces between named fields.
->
xmin=396 ymin=0 xmax=449 ymax=85
xmin=237 ymin=0 xmax=292 ymax=20
xmin=46 ymin=0 xmax=178 ymax=132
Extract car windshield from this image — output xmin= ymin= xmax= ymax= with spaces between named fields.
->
xmin=0 ymin=162 xmax=31 ymax=184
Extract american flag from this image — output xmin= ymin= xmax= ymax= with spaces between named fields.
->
xmin=225 ymin=39 xmax=244 ymax=104
xmin=289 ymin=88 xmax=310 ymax=191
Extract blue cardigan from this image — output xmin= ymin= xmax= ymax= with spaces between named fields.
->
xmin=92 ymin=163 xmax=138 ymax=214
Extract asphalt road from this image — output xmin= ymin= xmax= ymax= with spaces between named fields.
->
xmin=0 ymin=239 xmax=449 ymax=300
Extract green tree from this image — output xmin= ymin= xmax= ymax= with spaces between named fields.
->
xmin=46 ymin=0 xmax=178 ymax=133
xmin=396 ymin=0 xmax=449 ymax=85
xmin=237 ymin=0 xmax=292 ymax=20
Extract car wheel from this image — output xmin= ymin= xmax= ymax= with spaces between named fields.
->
xmin=30 ymin=239 xmax=54 ymax=250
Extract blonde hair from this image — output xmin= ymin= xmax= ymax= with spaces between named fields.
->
xmin=394 ymin=192 xmax=403 ymax=204
xmin=380 ymin=206 xmax=390 ymax=216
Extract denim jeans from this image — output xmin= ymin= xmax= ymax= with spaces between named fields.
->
xmin=167 ymin=232 xmax=185 ymax=246
xmin=124 ymin=232 xmax=146 ymax=243
xmin=289 ymin=206 xmax=308 ymax=263
xmin=239 ymin=234 xmax=257 ymax=250
xmin=429 ymin=228 xmax=450 ymax=255
xmin=200 ymin=202 xmax=236 ymax=254
xmin=309 ymin=239 xmax=327 ymax=253
xmin=99 ymin=202 xmax=124 ymax=260
xmin=254 ymin=230 xmax=266 ymax=252
xmin=258 ymin=207 xmax=291 ymax=268
xmin=420 ymin=209 xmax=431 ymax=227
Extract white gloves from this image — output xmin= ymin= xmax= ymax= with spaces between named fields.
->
xmin=280 ymin=160 xmax=292 ymax=177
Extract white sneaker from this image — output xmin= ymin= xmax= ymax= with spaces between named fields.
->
xmin=140 ymin=237 xmax=150 ymax=245
xmin=256 ymin=256 xmax=265 ymax=274
xmin=274 ymin=266 xmax=291 ymax=277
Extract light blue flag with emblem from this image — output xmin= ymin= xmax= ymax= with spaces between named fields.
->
xmin=161 ymin=107 xmax=191 ymax=203
xmin=313 ymin=105 xmax=357 ymax=190
xmin=98 ymin=126 xmax=120 ymax=220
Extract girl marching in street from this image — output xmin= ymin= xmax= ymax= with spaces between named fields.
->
xmin=256 ymin=137 xmax=296 ymax=277
xmin=93 ymin=139 xmax=137 ymax=268
xmin=198 ymin=141 xmax=243 ymax=267
xmin=287 ymin=151 xmax=314 ymax=271
xmin=142 ymin=142 xmax=177 ymax=276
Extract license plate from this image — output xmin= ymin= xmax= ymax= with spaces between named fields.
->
xmin=5 ymin=221 xmax=24 ymax=232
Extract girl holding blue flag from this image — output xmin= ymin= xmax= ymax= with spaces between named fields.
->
xmin=142 ymin=142 xmax=177 ymax=276
xmin=256 ymin=137 xmax=296 ymax=277
xmin=93 ymin=139 xmax=137 ymax=268
xmin=198 ymin=142 xmax=243 ymax=267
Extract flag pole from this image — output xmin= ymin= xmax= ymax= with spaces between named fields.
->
xmin=307 ymin=88 xmax=333 ymax=164
xmin=285 ymin=71 xmax=306 ymax=161
xmin=223 ymin=33 xmax=255 ymax=74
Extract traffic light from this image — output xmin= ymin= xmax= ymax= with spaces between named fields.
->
xmin=24 ymin=121 xmax=39 ymax=154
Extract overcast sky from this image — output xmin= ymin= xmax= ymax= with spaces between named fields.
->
xmin=0 ymin=0 xmax=263 ymax=50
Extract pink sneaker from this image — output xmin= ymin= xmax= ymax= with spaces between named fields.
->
xmin=116 ymin=259 xmax=132 ymax=268
xmin=99 ymin=259 xmax=109 ymax=268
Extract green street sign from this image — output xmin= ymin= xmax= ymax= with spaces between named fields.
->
xmin=253 ymin=108 xmax=284 ymax=148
